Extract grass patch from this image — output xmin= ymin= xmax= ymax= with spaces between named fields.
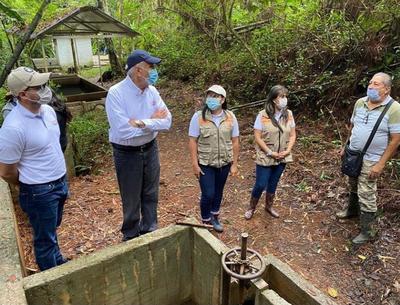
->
xmin=69 ymin=109 xmax=110 ymax=175
xmin=79 ymin=65 xmax=110 ymax=80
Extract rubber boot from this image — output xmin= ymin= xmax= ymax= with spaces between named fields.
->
xmin=352 ymin=212 xmax=375 ymax=244
xmin=210 ymin=214 xmax=223 ymax=232
xmin=244 ymin=197 xmax=259 ymax=220
xmin=265 ymin=193 xmax=279 ymax=218
xmin=336 ymin=192 xmax=360 ymax=219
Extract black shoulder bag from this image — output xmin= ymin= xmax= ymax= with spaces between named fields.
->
xmin=341 ymin=99 xmax=394 ymax=178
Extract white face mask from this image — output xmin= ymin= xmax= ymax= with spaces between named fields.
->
xmin=276 ymin=97 xmax=287 ymax=109
xmin=26 ymin=86 xmax=52 ymax=105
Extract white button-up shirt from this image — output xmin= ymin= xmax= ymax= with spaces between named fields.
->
xmin=0 ymin=103 xmax=66 ymax=184
xmin=105 ymin=76 xmax=172 ymax=146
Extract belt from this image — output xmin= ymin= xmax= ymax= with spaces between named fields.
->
xmin=19 ymin=175 xmax=66 ymax=187
xmin=111 ymin=139 xmax=155 ymax=152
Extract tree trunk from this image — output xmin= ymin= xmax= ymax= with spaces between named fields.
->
xmin=0 ymin=0 xmax=51 ymax=88
xmin=97 ymin=0 xmax=124 ymax=77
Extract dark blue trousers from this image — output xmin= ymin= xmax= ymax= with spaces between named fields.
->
xmin=112 ymin=141 xmax=160 ymax=240
xmin=251 ymin=163 xmax=286 ymax=199
xmin=199 ymin=163 xmax=231 ymax=221
xmin=19 ymin=176 xmax=68 ymax=271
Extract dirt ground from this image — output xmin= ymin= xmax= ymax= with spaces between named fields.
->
xmin=15 ymin=81 xmax=400 ymax=305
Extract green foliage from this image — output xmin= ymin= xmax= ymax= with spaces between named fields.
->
xmin=0 ymin=87 xmax=6 ymax=126
xmin=295 ymin=180 xmax=312 ymax=193
xmin=68 ymin=109 xmax=110 ymax=175
xmin=79 ymin=65 xmax=111 ymax=80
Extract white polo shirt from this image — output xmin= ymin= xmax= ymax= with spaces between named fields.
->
xmin=105 ymin=76 xmax=172 ymax=146
xmin=0 ymin=103 xmax=66 ymax=184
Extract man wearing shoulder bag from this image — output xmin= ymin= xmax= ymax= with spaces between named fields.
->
xmin=338 ymin=72 xmax=400 ymax=244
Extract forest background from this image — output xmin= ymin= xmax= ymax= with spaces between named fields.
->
xmin=1 ymin=2 xmax=400 ymax=304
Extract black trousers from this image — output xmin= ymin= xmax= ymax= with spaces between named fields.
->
xmin=112 ymin=140 xmax=160 ymax=239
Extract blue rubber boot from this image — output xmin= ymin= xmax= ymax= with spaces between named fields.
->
xmin=210 ymin=215 xmax=223 ymax=232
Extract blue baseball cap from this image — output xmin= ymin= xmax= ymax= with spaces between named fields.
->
xmin=126 ymin=50 xmax=161 ymax=71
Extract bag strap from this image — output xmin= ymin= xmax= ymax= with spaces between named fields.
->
xmin=361 ymin=98 xmax=394 ymax=154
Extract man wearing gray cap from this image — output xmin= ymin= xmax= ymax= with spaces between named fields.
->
xmin=106 ymin=50 xmax=172 ymax=241
xmin=0 ymin=67 xmax=68 ymax=270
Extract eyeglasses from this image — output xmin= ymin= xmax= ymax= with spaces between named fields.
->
xmin=363 ymin=112 xmax=369 ymax=124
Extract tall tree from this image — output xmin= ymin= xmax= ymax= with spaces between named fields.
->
xmin=97 ymin=0 xmax=124 ymax=77
xmin=0 ymin=0 xmax=51 ymax=88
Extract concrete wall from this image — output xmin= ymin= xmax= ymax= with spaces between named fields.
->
xmin=191 ymin=227 xmax=229 ymax=305
xmin=23 ymin=226 xmax=192 ymax=305
xmin=262 ymin=255 xmax=337 ymax=305
xmin=0 ymin=182 xmax=338 ymax=305
xmin=55 ymin=38 xmax=93 ymax=68
xmin=0 ymin=179 xmax=28 ymax=305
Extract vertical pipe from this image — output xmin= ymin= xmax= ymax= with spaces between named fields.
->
xmin=239 ymin=232 xmax=249 ymax=304
xmin=240 ymin=233 xmax=248 ymax=260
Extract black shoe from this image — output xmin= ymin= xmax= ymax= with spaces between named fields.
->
xmin=122 ymin=235 xmax=138 ymax=242
xmin=57 ymin=257 xmax=70 ymax=266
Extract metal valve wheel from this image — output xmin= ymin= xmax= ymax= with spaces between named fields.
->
xmin=221 ymin=233 xmax=266 ymax=280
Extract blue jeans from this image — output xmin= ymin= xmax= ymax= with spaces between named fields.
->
xmin=19 ymin=176 xmax=68 ymax=271
xmin=199 ymin=164 xmax=231 ymax=221
xmin=112 ymin=140 xmax=160 ymax=240
xmin=251 ymin=163 xmax=286 ymax=199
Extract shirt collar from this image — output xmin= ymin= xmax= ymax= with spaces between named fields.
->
xmin=363 ymin=95 xmax=392 ymax=107
xmin=125 ymin=76 xmax=148 ymax=95
xmin=16 ymin=102 xmax=43 ymax=118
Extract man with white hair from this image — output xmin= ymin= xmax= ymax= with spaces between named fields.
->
xmin=0 ymin=67 xmax=68 ymax=270
xmin=337 ymin=72 xmax=400 ymax=244
xmin=105 ymin=50 xmax=172 ymax=241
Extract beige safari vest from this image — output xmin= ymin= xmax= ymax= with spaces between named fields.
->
xmin=255 ymin=109 xmax=294 ymax=166
xmin=197 ymin=110 xmax=234 ymax=168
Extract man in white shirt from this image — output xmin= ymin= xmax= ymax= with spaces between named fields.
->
xmin=0 ymin=67 xmax=68 ymax=270
xmin=106 ymin=50 xmax=172 ymax=241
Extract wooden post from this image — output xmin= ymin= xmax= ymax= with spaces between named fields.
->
xmin=97 ymin=38 xmax=103 ymax=86
xmin=40 ymin=39 xmax=48 ymax=72
xmin=70 ymin=38 xmax=79 ymax=74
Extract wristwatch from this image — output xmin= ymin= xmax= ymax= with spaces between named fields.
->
xmin=266 ymin=150 xmax=272 ymax=157
xmin=135 ymin=120 xmax=145 ymax=128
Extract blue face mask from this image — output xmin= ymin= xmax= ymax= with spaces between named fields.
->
xmin=206 ymin=97 xmax=221 ymax=110
xmin=147 ymin=69 xmax=159 ymax=86
xmin=367 ymin=88 xmax=380 ymax=101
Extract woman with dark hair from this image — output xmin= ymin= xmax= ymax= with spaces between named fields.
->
xmin=48 ymin=89 xmax=73 ymax=152
xmin=244 ymin=85 xmax=296 ymax=220
xmin=188 ymin=85 xmax=240 ymax=232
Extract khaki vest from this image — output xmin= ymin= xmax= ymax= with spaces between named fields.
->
xmin=255 ymin=110 xmax=294 ymax=166
xmin=197 ymin=110 xmax=234 ymax=168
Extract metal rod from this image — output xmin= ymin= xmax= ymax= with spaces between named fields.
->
xmin=239 ymin=232 xmax=249 ymax=304
xmin=241 ymin=233 xmax=248 ymax=260
xmin=175 ymin=221 xmax=213 ymax=229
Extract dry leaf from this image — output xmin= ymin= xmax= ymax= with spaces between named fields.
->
xmin=328 ymin=287 xmax=338 ymax=298
xmin=358 ymin=255 xmax=367 ymax=261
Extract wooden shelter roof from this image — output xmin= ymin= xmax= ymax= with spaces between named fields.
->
xmin=30 ymin=6 xmax=138 ymax=40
